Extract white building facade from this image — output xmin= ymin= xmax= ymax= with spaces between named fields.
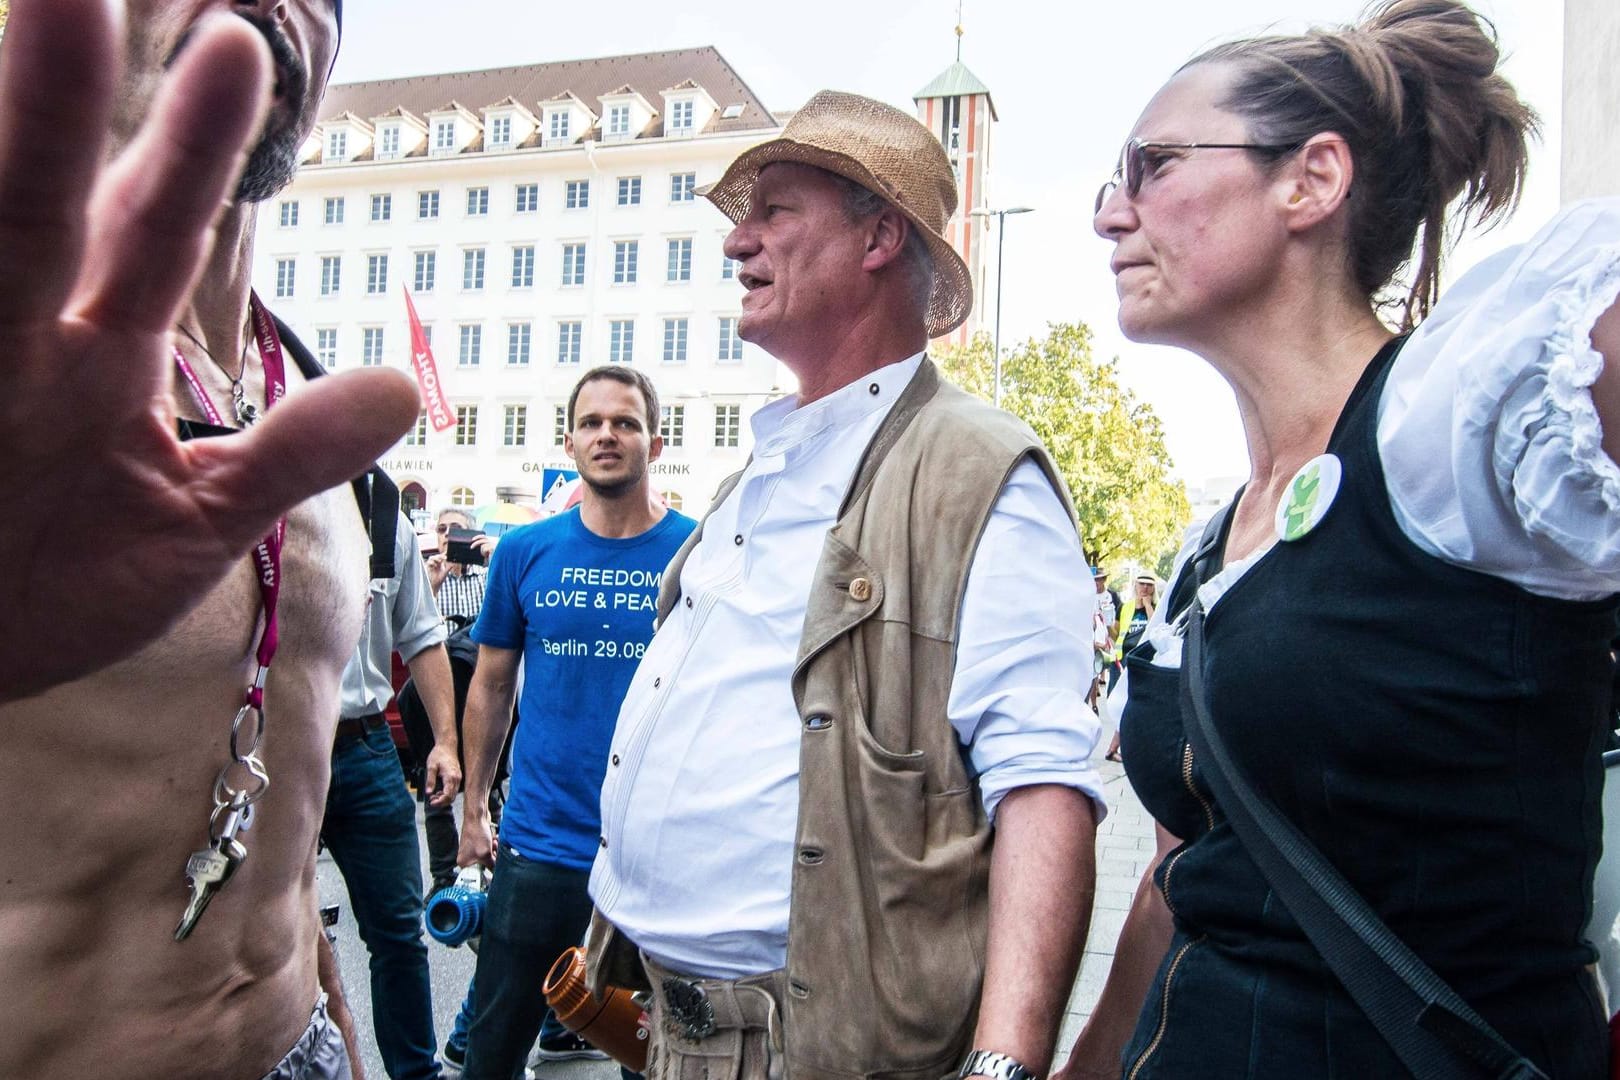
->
xmin=252 ymin=48 xmax=787 ymax=517
xmin=1563 ymin=0 xmax=1619 ymax=204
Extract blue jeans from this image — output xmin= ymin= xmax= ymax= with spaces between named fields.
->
xmin=322 ymin=723 xmax=442 ymax=1080
xmin=460 ymin=842 xmax=594 ymax=1080
xmin=445 ymin=978 xmax=566 ymax=1062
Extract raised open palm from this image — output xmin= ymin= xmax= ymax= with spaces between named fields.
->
xmin=0 ymin=0 xmax=420 ymax=701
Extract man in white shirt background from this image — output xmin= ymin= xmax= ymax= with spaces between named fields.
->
xmin=586 ymin=90 xmax=1104 ymax=1080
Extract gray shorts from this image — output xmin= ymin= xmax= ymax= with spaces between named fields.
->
xmin=259 ymin=996 xmax=351 ymax=1080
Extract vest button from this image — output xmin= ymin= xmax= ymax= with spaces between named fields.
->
xmin=804 ymin=714 xmax=832 ymax=731
xmin=797 ymin=847 xmax=824 ymax=865
xmin=848 ymin=577 xmax=872 ymax=602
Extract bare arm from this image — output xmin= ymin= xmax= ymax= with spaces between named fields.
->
xmin=316 ymin=927 xmax=366 ymax=1080
xmin=968 ymin=784 xmax=1099 ymax=1077
xmin=1591 ymin=300 xmax=1620 ymax=466
xmin=457 ymin=645 xmax=521 ymax=868
xmin=402 ymin=642 xmax=460 ymax=807
xmin=1052 ymin=824 xmax=1181 ymax=1080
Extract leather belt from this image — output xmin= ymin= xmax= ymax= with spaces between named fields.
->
xmin=639 ymin=951 xmax=785 ymax=1043
xmin=334 ymin=713 xmax=387 ymax=745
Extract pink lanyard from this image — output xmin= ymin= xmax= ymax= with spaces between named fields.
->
xmin=172 ymin=294 xmax=288 ymax=709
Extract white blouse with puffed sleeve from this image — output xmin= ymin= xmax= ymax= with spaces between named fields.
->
xmin=1379 ymin=197 xmax=1620 ymax=601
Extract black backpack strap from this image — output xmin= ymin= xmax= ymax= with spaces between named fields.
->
xmin=1179 ymin=600 xmax=1548 ymax=1079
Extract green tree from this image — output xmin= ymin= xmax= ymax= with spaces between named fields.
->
xmin=0 ymin=1 xmax=9 ymax=38
xmin=936 ymin=324 xmax=1191 ymax=571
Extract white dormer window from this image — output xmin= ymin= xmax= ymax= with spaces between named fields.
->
xmin=668 ymin=99 xmax=695 ymax=135
xmin=489 ymin=115 xmax=512 ymax=148
xmin=549 ymin=111 xmax=570 ymax=142
xmin=327 ymin=130 xmax=347 ymax=161
xmin=434 ymin=120 xmax=456 ymax=153
xmin=607 ymin=104 xmax=630 ymax=139
xmin=378 ymin=125 xmax=400 ymax=158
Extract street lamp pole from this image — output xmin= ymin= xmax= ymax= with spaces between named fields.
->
xmin=971 ymin=205 xmax=1033 ymax=408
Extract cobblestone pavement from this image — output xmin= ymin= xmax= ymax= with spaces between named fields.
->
xmin=322 ymin=753 xmax=1147 ymax=1079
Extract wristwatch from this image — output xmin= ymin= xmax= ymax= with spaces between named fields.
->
xmin=957 ymin=1049 xmax=1038 ymax=1080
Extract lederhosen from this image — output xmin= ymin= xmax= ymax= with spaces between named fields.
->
xmin=1119 ymin=338 xmax=1616 ymax=1078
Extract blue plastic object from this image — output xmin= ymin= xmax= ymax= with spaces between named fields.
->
xmin=427 ymin=877 xmax=486 ymax=948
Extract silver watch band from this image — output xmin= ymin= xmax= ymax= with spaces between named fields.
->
xmin=957 ymin=1049 xmax=1038 ymax=1080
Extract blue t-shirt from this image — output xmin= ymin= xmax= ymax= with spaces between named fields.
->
xmin=472 ymin=507 xmax=696 ymax=869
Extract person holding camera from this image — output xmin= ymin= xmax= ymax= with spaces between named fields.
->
xmin=429 ymin=508 xmax=495 ymax=631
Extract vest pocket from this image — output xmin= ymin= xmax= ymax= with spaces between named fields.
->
xmin=846 ymin=732 xmax=986 ymax=1060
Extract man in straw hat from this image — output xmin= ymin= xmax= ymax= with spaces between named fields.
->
xmin=1 ymin=1 xmax=414 ymax=1078
xmin=585 ymin=90 xmax=1105 ymax=1080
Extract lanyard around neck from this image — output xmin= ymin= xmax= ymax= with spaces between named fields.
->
xmin=171 ymin=292 xmax=288 ymax=708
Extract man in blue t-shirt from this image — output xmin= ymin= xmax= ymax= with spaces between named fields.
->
xmin=451 ymin=366 xmax=695 ymax=1077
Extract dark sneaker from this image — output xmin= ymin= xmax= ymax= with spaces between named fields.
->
xmin=424 ymin=875 xmax=457 ymax=905
xmin=441 ymin=1040 xmax=466 ymax=1068
xmin=530 ymin=1031 xmax=609 ymax=1062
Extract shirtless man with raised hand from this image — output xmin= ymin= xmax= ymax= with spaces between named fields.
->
xmin=0 ymin=1 xmax=419 ymax=1077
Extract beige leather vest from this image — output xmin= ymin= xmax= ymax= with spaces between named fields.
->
xmin=589 ymin=360 xmax=1076 ymax=1079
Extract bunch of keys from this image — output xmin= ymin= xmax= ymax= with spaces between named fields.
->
xmin=174 ymin=793 xmax=252 ymax=941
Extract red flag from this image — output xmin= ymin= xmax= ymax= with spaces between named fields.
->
xmin=403 ymin=287 xmax=455 ymax=433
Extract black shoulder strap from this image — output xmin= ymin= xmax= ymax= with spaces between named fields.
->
xmin=1179 ymin=601 xmax=1547 ymax=1079
xmin=272 ymin=314 xmax=398 ymax=580
xmin=1165 ymin=494 xmax=1239 ymax=621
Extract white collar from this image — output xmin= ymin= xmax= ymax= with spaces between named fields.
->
xmin=749 ymin=352 xmax=926 ymax=458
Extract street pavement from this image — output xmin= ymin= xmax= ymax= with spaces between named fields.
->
xmin=320 ymin=750 xmax=1147 ymax=1079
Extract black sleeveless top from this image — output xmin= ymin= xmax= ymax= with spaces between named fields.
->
xmin=1118 ymin=339 xmax=1617 ymax=1078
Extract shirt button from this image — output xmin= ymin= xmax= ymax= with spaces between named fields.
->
xmin=654 ymin=677 xmax=661 ymax=688
xmin=685 ymin=596 xmax=693 ymax=608
xmin=599 ymin=836 xmax=608 ymax=848
xmin=611 ymin=754 xmax=621 ymax=766
xmin=868 ymin=382 xmax=880 ymax=395
xmin=733 ymin=534 xmax=744 ymax=546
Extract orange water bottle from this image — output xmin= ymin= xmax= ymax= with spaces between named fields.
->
xmin=543 ymin=946 xmax=650 ymax=1071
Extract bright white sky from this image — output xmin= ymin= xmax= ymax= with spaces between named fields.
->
xmin=332 ymin=0 xmax=1564 ymax=488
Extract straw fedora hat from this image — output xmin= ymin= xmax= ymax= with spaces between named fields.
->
xmin=699 ymin=89 xmax=974 ymax=339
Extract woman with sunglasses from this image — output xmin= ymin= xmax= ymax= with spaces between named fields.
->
xmin=1060 ymin=1 xmax=1620 ymax=1077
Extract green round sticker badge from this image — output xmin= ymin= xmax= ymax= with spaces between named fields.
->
xmin=1274 ymin=453 xmax=1342 ymax=542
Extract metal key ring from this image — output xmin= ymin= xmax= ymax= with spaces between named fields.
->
xmin=230 ymin=703 xmax=266 ymax=761
xmin=212 ymin=757 xmax=270 ymax=806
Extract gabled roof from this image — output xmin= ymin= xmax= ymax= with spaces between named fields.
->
xmin=373 ymin=105 xmax=427 ymax=128
xmin=913 ymin=61 xmax=998 ymax=120
xmin=485 ymin=95 xmax=530 ymax=112
xmin=425 ymin=100 xmax=480 ymax=121
xmin=541 ymin=90 xmax=592 ymax=111
xmin=326 ymin=110 xmax=375 ymax=133
xmin=319 ymin=46 xmax=776 ymax=140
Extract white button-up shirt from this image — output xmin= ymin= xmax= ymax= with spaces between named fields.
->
xmin=590 ymin=352 xmax=1104 ymax=978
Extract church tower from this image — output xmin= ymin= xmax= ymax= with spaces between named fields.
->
xmin=914 ymin=30 xmax=996 ymax=348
